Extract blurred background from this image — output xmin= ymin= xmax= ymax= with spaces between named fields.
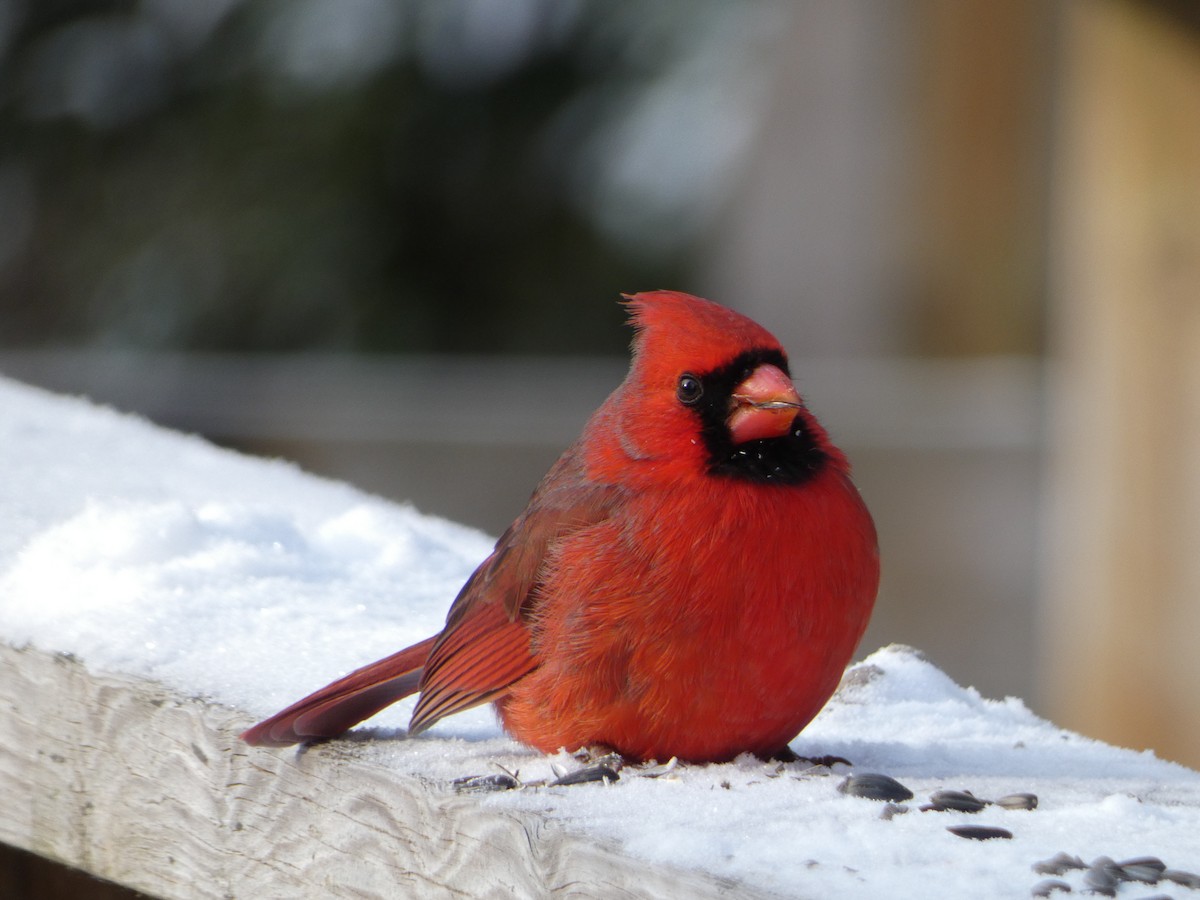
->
xmin=0 ymin=0 xmax=1197 ymax=771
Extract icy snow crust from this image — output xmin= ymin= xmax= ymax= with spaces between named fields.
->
xmin=2 ymin=375 xmax=1198 ymax=899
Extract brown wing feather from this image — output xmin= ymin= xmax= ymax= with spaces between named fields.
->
xmin=407 ymin=446 xmax=621 ymax=735
xmin=407 ymin=601 xmax=532 ymax=733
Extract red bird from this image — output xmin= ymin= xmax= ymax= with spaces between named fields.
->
xmin=242 ymin=291 xmax=879 ymax=763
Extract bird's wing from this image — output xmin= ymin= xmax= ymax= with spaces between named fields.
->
xmin=408 ymin=448 xmax=621 ymax=734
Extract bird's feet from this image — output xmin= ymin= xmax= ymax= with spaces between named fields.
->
xmin=761 ymin=745 xmax=852 ymax=768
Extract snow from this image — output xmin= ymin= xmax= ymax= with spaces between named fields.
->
xmin=2 ymin=373 xmax=1199 ymax=899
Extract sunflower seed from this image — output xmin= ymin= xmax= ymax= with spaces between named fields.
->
xmin=1031 ymin=879 xmax=1072 ymax=897
xmin=1089 ymin=856 xmax=1125 ymax=881
xmin=946 ymin=824 xmax=1012 ymax=841
xmin=923 ymin=789 xmax=987 ymax=813
xmin=837 ymin=773 xmax=914 ymax=802
xmin=1117 ymin=856 xmax=1166 ymax=877
xmin=1162 ymin=868 xmax=1200 ymax=889
xmin=549 ymin=763 xmax=620 ymax=786
xmin=1082 ymin=864 xmax=1117 ymax=896
xmin=1033 ymin=852 xmax=1087 ymax=876
xmin=452 ymin=773 xmax=520 ymax=793
xmin=1119 ymin=864 xmax=1162 ymax=885
xmin=996 ymin=792 xmax=1038 ymax=810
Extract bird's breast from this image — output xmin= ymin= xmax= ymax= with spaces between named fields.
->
xmin=499 ymin=470 xmax=878 ymax=762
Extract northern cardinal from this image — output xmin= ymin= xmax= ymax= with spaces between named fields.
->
xmin=242 ymin=291 xmax=878 ymax=762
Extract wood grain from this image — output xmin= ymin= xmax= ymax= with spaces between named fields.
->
xmin=0 ymin=642 xmax=764 ymax=899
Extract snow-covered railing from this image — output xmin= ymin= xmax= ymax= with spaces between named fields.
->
xmin=2 ymin=377 xmax=1199 ymax=899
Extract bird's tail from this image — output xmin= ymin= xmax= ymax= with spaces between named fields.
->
xmin=240 ymin=636 xmax=438 ymax=747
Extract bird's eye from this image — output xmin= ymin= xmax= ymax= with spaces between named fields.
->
xmin=676 ymin=373 xmax=703 ymax=405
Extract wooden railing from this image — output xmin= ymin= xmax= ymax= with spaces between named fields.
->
xmin=0 ymin=641 xmax=759 ymax=899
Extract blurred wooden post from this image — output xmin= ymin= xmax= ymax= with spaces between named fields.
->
xmin=910 ymin=0 xmax=1052 ymax=357
xmin=1043 ymin=0 xmax=1200 ymax=767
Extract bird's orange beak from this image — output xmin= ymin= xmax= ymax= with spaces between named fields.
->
xmin=727 ymin=364 xmax=802 ymax=445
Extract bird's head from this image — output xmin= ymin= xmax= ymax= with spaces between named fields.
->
xmin=609 ymin=290 xmax=842 ymax=485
